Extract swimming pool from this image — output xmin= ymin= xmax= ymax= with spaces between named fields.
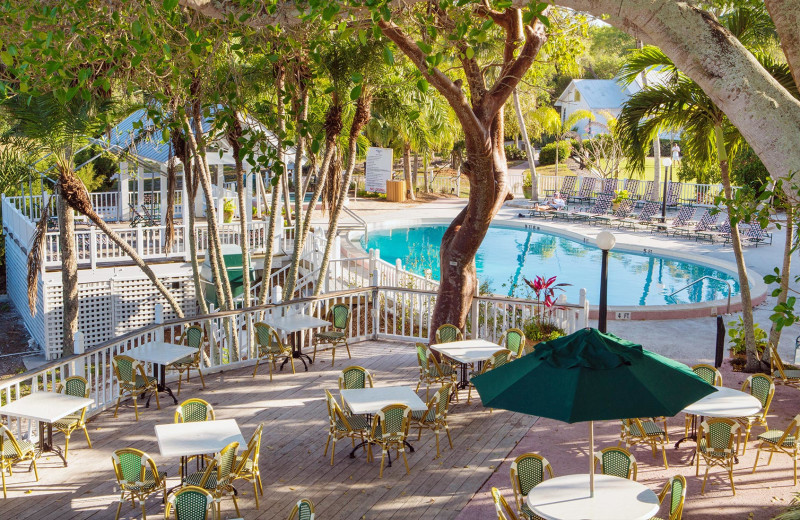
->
xmin=361 ymin=224 xmax=740 ymax=306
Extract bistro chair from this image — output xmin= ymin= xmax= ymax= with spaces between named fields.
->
xmin=498 ymin=328 xmax=526 ymax=358
xmin=767 ymin=343 xmax=800 ymax=389
xmin=368 ymin=403 xmax=412 ymax=478
xmin=0 ymin=424 xmax=38 ymax=499
xmin=54 ymin=375 xmax=93 ymax=459
xmin=411 ymin=382 xmax=454 ymax=458
xmin=287 ymin=498 xmax=315 ymax=520
xmin=175 ymin=398 xmax=215 ymax=423
xmin=492 ymin=487 xmax=520 ymax=520
xmin=594 ymin=446 xmax=637 ymax=480
xmin=252 ymin=322 xmax=295 ymax=380
xmin=415 ymin=343 xmax=457 ymax=401
xmin=697 ymin=418 xmax=740 ymax=495
xmin=113 ymin=354 xmax=160 ymax=421
xmin=111 ymin=447 xmax=167 ymax=520
xmin=338 ymin=365 xmax=374 ymax=391
xmin=468 ymin=348 xmax=512 ymax=405
xmin=509 ymin=453 xmax=553 ymax=520
xmin=684 ymin=363 xmax=724 ymax=437
xmin=651 ymin=475 xmax=687 ymax=520
xmin=752 ymin=414 xmax=800 ymax=485
xmin=435 ymin=324 xmax=463 ymax=344
xmin=737 ymin=374 xmax=775 ymax=454
xmin=312 ymin=303 xmax=352 ymax=367
xmin=620 ymin=418 xmax=669 ymax=468
xmin=234 ymin=423 xmax=264 ymax=507
xmin=170 ymin=324 xmax=207 ymax=395
xmin=164 ymin=486 xmax=215 ymax=520
xmin=323 ymin=390 xmax=370 ymax=466
xmin=182 ymin=441 xmax=241 ymax=518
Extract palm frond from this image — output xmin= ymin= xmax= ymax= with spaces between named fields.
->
xmin=617 ymin=46 xmax=678 ymax=86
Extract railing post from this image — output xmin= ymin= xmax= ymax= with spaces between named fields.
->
xmin=89 ymin=225 xmax=97 ymax=271
xmin=155 ymin=303 xmax=164 ymax=343
xmin=183 ymin=220 xmax=191 ymax=260
xmin=136 ymin=224 xmax=144 ymax=258
xmin=470 ymin=284 xmax=479 ymax=339
xmin=579 ymin=288 xmax=589 ymax=329
xmin=372 ymin=270 xmax=379 ymax=340
xmin=71 ymin=331 xmax=85 ymax=379
xmin=395 ymin=258 xmax=402 ymax=286
xmin=272 ymin=285 xmax=283 ymax=316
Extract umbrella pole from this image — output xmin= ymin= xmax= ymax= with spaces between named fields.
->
xmin=589 ymin=421 xmax=595 ymax=497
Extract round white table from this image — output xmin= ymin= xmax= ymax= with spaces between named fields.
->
xmin=526 ymin=474 xmax=660 ymax=520
xmin=682 ymin=386 xmax=761 ymax=417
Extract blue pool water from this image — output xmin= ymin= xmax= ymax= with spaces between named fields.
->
xmin=362 ymin=225 xmax=740 ymax=306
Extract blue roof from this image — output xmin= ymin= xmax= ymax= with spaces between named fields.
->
xmin=571 ymin=79 xmax=633 ymax=109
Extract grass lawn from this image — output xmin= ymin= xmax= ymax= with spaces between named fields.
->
xmin=529 ymin=158 xmax=695 ymax=183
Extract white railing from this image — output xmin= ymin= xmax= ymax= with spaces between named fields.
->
xmin=2 ymin=195 xmax=37 ymax=252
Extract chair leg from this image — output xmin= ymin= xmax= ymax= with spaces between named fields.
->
xmin=64 ymin=433 xmax=71 ymax=459
xmin=289 ymin=355 xmax=296 ymax=375
xmin=434 ymin=429 xmax=440 ymax=459
xmin=415 ymin=380 xmax=422 ymax=393
xmin=253 ymin=480 xmax=260 ymax=508
xmin=752 ymin=447 xmax=761 ymax=473
xmin=232 ymin=492 xmax=241 ymax=516
xmin=330 ymin=438 xmax=336 ymax=466
xmin=379 ymin=449 xmax=386 ymax=478
xmin=729 ymin=462 xmax=736 ymax=495
xmin=401 ymin=447 xmax=410 ymax=474
xmin=345 ymin=341 xmax=351 ymax=359
xmin=268 ymin=359 xmax=274 ymax=382
xmin=312 ymin=341 xmax=318 ymax=364
xmin=176 ymin=373 xmax=182 ymax=396
xmin=741 ymin=425 xmax=751 ymax=454
xmin=2 ymin=465 xmax=6 ymax=499
xmin=114 ymin=493 xmax=124 ymax=520
xmin=252 ymin=359 xmax=260 ymax=378
xmin=257 ymin=472 xmax=263 ymax=495
xmin=701 ymin=466 xmax=709 ymax=494
xmin=114 ymin=395 xmax=122 ymax=418
xmin=445 ymin=425 xmax=453 ymax=449
xmin=153 ymin=385 xmax=161 ymax=410
xmin=331 ymin=346 xmax=336 ymax=368
xmin=661 ymin=444 xmax=669 ymax=469
xmin=132 ymin=396 xmax=139 ymax=421
xmin=141 ymin=500 xmax=147 ymax=520
xmin=197 ymin=368 xmax=206 ymax=389
xmin=324 ymin=432 xmax=331 ymax=457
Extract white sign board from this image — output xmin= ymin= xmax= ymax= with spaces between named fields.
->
xmin=365 ymin=147 xmax=393 ymax=194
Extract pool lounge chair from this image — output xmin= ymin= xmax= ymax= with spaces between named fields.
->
xmin=738 ymin=221 xmax=771 ymax=247
xmin=570 ymin=177 xmax=597 ymax=204
xmin=617 ymin=201 xmax=660 ymax=230
xmin=623 ymin=178 xmax=641 ymax=200
xmin=673 ymin=210 xmax=717 ymax=239
xmin=636 ymin=181 xmax=658 ymax=206
xmin=567 ymin=193 xmax=612 ymax=221
xmin=594 ymin=199 xmax=635 ymax=226
xmin=649 ymin=206 xmax=695 ymax=233
xmin=665 ymin=181 xmax=681 ymax=208
xmin=545 ymin=175 xmax=577 ymax=200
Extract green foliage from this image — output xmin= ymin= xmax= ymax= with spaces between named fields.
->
xmin=522 ymin=320 xmax=566 ymax=342
xmin=727 ymin=316 xmax=767 ymax=355
xmin=538 ymin=141 xmax=571 ymax=166
xmin=222 ymin=198 xmax=235 ymax=213
xmin=612 ymin=189 xmax=629 ymax=204
xmin=74 ymin=145 xmax=118 ymax=191
xmin=74 ymin=163 xmax=104 ymax=192
xmin=675 ymin=155 xmax=721 ymax=184
xmin=504 ymin=145 xmax=525 ymax=161
xmin=581 ymin=25 xmax=636 ymax=79
xmin=730 ymin=143 xmax=769 ymax=191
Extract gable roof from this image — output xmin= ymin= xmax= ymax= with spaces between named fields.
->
xmin=555 ymin=69 xmax=670 ymax=110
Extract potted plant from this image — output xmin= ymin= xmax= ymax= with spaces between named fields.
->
xmin=727 ymin=316 xmax=767 ymax=361
xmin=522 ymin=275 xmax=571 ymax=347
xmin=523 ymin=171 xmax=533 ymax=199
xmin=223 ymin=198 xmax=235 ymax=223
xmin=612 ymin=189 xmax=629 ymax=211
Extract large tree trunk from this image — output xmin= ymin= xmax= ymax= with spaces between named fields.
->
xmin=56 ymin=188 xmax=77 ymax=357
xmin=284 ymin=78 xmax=310 ymax=300
xmin=403 ymin=142 xmax=415 ymax=200
xmin=768 ymin=205 xmax=795 ymax=350
xmin=228 ymin=115 xmax=252 ymax=308
xmin=422 ymin=151 xmax=430 ymax=194
xmin=513 ymin=88 xmax=538 ymax=201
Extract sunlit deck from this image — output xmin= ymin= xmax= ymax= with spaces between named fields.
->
xmin=0 ymin=340 xmax=535 ymax=519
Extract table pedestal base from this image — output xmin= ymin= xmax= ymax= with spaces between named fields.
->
xmin=146 ymin=364 xmax=179 ymax=408
xmin=280 ymin=331 xmax=311 ymax=371
xmin=34 ymin=422 xmax=68 ymax=467
xmin=349 ymin=440 xmax=415 ymax=467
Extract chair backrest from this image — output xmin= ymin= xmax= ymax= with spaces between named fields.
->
xmin=166 ymin=485 xmax=215 ymax=520
xmin=717 ymin=219 xmax=732 ymax=234
xmin=374 ymin=404 xmax=411 ymax=440
xmin=431 ymin=382 xmax=454 ymax=421
xmin=0 ymin=424 xmax=25 ymax=459
xmin=213 ymin=441 xmax=240 ymax=484
xmin=339 ymin=365 xmax=373 ymax=390
xmin=742 ymin=374 xmax=775 ymax=419
xmin=595 ymin=447 xmax=637 ymax=480
xmin=288 ymin=498 xmax=316 ymax=520
xmin=746 ymin=221 xmax=766 ymax=241
xmin=613 ymin=199 xmax=635 ymax=218
xmin=416 ymin=343 xmax=430 ymax=372
xmin=623 ymin=178 xmax=640 ymax=197
xmin=638 ymin=201 xmax=660 ymax=222
xmin=485 ymin=349 xmax=513 ymax=373
xmin=666 ymin=181 xmax=681 ymax=205
xmin=691 ymin=363 xmax=723 ymax=386
xmin=329 ymin=304 xmax=351 ymax=330
xmin=602 ymin=178 xmax=618 ymax=194
xmin=435 ymin=324 xmax=463 ymax=344
xmin=642 ymin=180 xmax=657 ymax=201
xmin=58 ymin=375 xmax=90 ymax=398
xmin=693 ymin=210 xmax=712 ymax=231
xmin=560 ymin=176 xmax=577 ymax=197
xmin=254 ymin=322 xmax=283 ymax=350
xmin=657 ymin=475 xmax=687 ymax=520
xmin=112 ymin=448 xmax=162 ymax=488
xmin=112 ymin=355 xmax=141 ymax=384
xmin=248 ymin=423 xmax=264 ymax=460
xmin=183 ymin=325 xmax=205 ymax=350
xmin=671 ymin=205 xmax=694 ymax=226
xmin=577 ymin=177 xmax=596 ymax=197
xmin=510 ymin=453 xmax=553 ymax=500
xmin=590 ymin=193 xmax=613 ymax=214
xmin=175 ymin=398 xmax=215 ymax=423
xmin=699 ymin=418 xmax=739 ymax=457
xmin=499 ymin=328 xmax=525 ymax=357
xmin=491 ymin=487 xmax=519 ymax=520
xmin=325 ymin=390 xmax=357 ymax=432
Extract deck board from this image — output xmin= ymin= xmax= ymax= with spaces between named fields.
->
xmin=0 ymin=340 xmax=536 ymax=519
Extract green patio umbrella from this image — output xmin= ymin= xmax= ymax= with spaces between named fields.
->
xmin=471 ymin=328 xmax=716 ymax=494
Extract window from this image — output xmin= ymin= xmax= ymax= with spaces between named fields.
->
xmin=574 ymin=90 xmax=581 ymax=102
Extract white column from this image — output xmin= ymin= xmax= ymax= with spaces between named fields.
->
xmin=120 ymin=161 xmax=130 ymax=221
xmin=244 ymin=171 xmax=253 ymax=223
xmin=180 ymin=175 xmax=188 ymax=225
xmin=137 ymin=164 xmax=144 ymax=212
xmin=159 ymin=168 xmax=168 ymax=221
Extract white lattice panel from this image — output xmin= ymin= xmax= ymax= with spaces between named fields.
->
xmin=5 ymin=238 xmax=46 ymax=349
xmin=112 ymin=275 xmax=198 ymax=336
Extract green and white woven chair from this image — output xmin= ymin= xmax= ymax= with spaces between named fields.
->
xmin=651 ymin=475 xmax=687 ymax=520
xmin=468 ymin=349 xmax=512 ymax=405
xmin=113 ymin=354 xmax=160 ymax=421
xmin=697 ymin=418 xmax=740 ymax=495
xmin=368 ymin=403 xmax=412 ymax=478
xmin=312 ymin=304 xmax=352 ymax=367
xmin=752 ymin=414 xmax=800 ymax=485
xmin=54 ymin=375 xmax=93 ymax=459
xmin=252 ymin=322 xmax=295 ymax=380
xmin=414 ymin=343 xmax=457 ymax=401
xmin=234 ymin=423 xmax=264 ymax=508
xmin=594 ymin=446 xmax=637 ymax=480
xmin=498 ymin=328 xmax=526 ymax=358
xmin=182 ymin=441 xmax=241 ymax=518
xmin=737 ymin=373 xmax=775 ymax=454
xmin=492 ymin=487 xmax=520 ymax=520
xmin=287 ymin=498 xmax=315 ymax=520
xmin=175 ymin=398 xmax=215 ymax=423
xmin=338 ymin=365 xmax=374 ymax=391
xmin=0 ymin=424 xmax=38 ymax=499
xmin=435 ymin=324 xmax=463 ymax=344
xmin=111 ymin=447 xmax=167 ymax=520
xmin=767 ymin=343 xmax=800 ymax=389
xmin=170 ymin=324 xmax=207 ymax=396
xmin=509 ymin=453 xmax=553 ymax=520
xmin=165 ymin=486 xmax=215 ymax=520
xmin=323 ymin=390 xmax=370 ymax=466
xmin=684 ymin=363 xmax=724 ymax=437
xmin=620 ymin=418 xmax=669 ymax=468
xmin=411 ymin=382 xmax=454 ymax=458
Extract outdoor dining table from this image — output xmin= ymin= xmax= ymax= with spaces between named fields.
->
xmin=340 ymin=385 xmax=427 ymax=464
xmin=675 ymin=385 xmax=761 ymax=463
xmin=126 ymin=341 xmax=199 ymax=406
xmin=0 ymin=391 xmax=94 ymax=466
xmin=429 ymin=339 xmax=501 ymax=388
xmin=526 ymin=474 xmax=660 ymax=520
xmin=155 ymin=418 xmax=245 ymax=479
xmin=262 ymin=313 xmax=330 ymax=371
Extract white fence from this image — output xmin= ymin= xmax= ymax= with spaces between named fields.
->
xmin=0 ymin=286 xmax=587 ymax=443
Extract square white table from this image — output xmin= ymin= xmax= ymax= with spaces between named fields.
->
xmin=430 ymin=339 xmax=502 ymax=387
xmin=339 ymin=386 xmax=427 ymax=464
xmin=156 ymin=418 xmax=246 ymax=478
xmin=0 ymin=392 xmax=94 ymax=466
xmin=127 ymin=341 xmax=199 ymax=405
xmin=262 ymin=314 xmax=330 ymax=370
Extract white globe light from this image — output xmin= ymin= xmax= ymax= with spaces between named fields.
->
xmin=596 ymin=231 xmax=616 ymax=251
xmin=662 ymin=157 xmax=673 ymax=167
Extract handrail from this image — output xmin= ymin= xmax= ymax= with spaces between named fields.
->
xmin=342 ymin=205 xmax=368 ymax=241
xmin=669 ymin=276 xmax=733 ymax=314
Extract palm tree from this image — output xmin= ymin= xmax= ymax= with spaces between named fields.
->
xmin=530 ymin=106 xmax=594 ymax=180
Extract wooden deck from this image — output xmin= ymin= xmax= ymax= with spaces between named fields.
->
xmin=0 ymin=340 xmax=536 ymax=519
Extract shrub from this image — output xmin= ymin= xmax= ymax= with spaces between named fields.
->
xmin=538 ymin=141 xmax=572 ymax=166
xmin=505 ymin=145 xmax=526 ymax=161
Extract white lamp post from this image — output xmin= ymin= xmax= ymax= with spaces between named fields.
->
xmin=596 ymin=231 xmax=616 ymax=333
xmin=660 ymin=157 xmax=673 ymax=221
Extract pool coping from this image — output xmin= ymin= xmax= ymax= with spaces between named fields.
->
xmin=347 ymin=215 xmax=767 ymax=321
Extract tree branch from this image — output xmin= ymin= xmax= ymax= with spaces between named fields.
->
xmin=764 ymin=0 xmax=800 ymax=90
